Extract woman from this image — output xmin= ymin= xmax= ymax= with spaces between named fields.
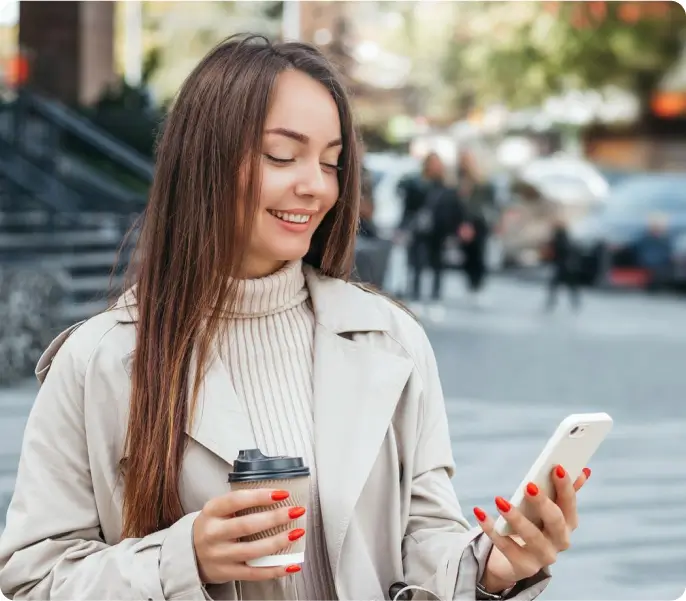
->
xmin=0 ymin=36 xmax=590 ymax=601
xmin=457 ymin=152 xmax=493 ymax=305
xmin=398 ymin=153 xmax=460 ymax=301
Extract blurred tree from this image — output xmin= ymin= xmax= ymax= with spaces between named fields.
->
xmin=373 ymin=1 xmax=460 ymax=120
xmin=444 ymin=1 xmax=686 ymax=114
xmin=546 ymin=1 xmax=686 ymax=113
xmin=140 ymin=1 xmax=281 ymax=105
xmin=262 ymin=1 xmax=284 ymax=21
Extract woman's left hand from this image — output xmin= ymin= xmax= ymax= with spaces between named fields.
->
xmin=473 ymin=465 xmax=591 ymax=593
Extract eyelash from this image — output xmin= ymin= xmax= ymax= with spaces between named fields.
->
xmin=263 ymin=153 xmax=341 ymax=172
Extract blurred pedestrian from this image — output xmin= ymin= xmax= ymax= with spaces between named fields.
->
xmin=457 ymin=152 xmax=494 ymax=307
xmin=354 ymin=162 xmax=392 ymax=288
xmin=398 ymin=152 xmax=463 ymax=302
xmin=546 ymin=216 xmax=581 ymax=311
xmin=638 ymin=214 xmax=672 ymax=292
xmin=359 ymin=164 xmax=378 ymax=239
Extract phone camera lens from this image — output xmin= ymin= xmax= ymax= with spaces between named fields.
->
xmin=570 ymin=426 xmax=579 ymax=435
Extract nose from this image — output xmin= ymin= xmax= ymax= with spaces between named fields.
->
xmin=294 ymin=160 xmax=328 ymax=198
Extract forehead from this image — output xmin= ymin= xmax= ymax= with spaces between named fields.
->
xmin=265 ymin=70 xmax=341 ymax=141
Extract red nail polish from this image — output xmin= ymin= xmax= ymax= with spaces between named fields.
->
xmin=288 ymin=506 xmax=306 ymax=519
xmin=288 ymin=528 xmax=306 ymax=542
xmin=271 ymin=490 xmax=290 ymax=501
xmin=473 ymin=507 xmax=487 ymax=522
xmin=555 ymin=465 xmax=566 ymax=479
xmin=583 ymin=467 xmax=591 ymax=479
xmin=285 ymin=565 xmax=301 ymax=574
xmin=495 ymin=496 xmax=511 ymax=513
xmin=526 ymin=482 xmax=539 ymax=496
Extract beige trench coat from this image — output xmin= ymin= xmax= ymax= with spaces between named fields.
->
xmin=0 ymin=267 xmax=549 ymax=601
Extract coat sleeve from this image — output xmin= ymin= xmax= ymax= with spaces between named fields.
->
xmin=401 ymin=329 xmax=550 ymax=600
xmin=0 ymin=331 xmax=206 ymax=601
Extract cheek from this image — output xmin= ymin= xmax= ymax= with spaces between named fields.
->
xmin=257 ymin=166 xmax=295 ymax=209
xmin=321 ymin=178 xmax=339 ymax=212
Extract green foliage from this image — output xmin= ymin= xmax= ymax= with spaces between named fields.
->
xmin=441 ymin=1 xmax=686 ymax=111
xmin=262 ymin=1 xmax=284 ymax=21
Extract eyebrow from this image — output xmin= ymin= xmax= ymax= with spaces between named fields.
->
xmin=265 ymin=127 xmax=342 ymax=149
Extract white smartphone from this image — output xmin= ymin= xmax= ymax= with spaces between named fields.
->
xmin=493 ymin=412 xmax=613 ymax=537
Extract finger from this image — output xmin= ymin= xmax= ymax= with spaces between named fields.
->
xmin=494 ymin=496 xmax=558 ymax=569
xmin=204 ymin=488 xmax=291 ymax=517
xmin=473 ymin=506 xmax=540 ymax=580
xmin=228 ymin=527 xmax=306 ymax=563
xmin=552 ymin=465 xmax=578 ymax=531
xmin=524 ymin=483 xmax=569 ymax=552
xmin=229 ymin=562 xmax=302 ymax=581
xmin=225 ymin=506 xmax=306 ymax=540
xmin=573 ymin=467 xmax=591 ymax=492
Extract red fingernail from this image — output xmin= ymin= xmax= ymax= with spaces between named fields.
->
xmin=473 ymin=507 xmax=487 ymax=522
xmin=583 ymin=467 xmax=591 ymax=479
xmin=526 ymin=482 xmax=539 ymax=496
xmin=288 ymin=528 xmax=305 ymax=542
xmin=495 ymin=496 xmax=511 ymax=513
xmin=285 ymin=565 xmax=301 ymax=574
xmin=555 ymin=465 xmax=566 ymax=479
xmin=271 ymin=490 xmax=290 ymax=501
xmin=288 ymin=506 xmax=306 ymax=519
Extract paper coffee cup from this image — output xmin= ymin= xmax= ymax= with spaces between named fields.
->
xmin=228 ymin=449 xmax=310 ymax=567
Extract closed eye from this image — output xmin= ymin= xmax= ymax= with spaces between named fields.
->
xmin=264 ymin=153 xmax=294 ymax=164
xmin=264 ymin=153 xmax=341 ymax=173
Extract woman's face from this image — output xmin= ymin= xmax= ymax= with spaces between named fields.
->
xmin=244 ymin=69 xmax=342 ymax=278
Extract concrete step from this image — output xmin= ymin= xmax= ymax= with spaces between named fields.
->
xmin=0 ymin=211 xmax=136 ymax=234
xmin=58 ymin=299 xmax=112 ymax=324
xmin=42 ymin=250 xmax=132 ymax=277
xmin=0 ymin=230 xmax=125 ymax=256
xmin=63 ymin=274 xmax=124 ymax=294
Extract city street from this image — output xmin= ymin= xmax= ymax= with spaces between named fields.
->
xmin=0 ymin=272 xmax=685 ymax=600
xmin=419 ymin=271 xmax=686 ymax=601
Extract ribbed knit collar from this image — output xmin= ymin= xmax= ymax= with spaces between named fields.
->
xmin=232 ymin=260 xmax=308 ymax=318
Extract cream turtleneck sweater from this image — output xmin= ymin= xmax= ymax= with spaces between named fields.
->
xmin=226 ymin=260 xmax=337 ymax=600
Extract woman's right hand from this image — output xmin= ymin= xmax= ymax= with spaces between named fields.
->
xmin=192 ymin=489 xmax=305 ymax=584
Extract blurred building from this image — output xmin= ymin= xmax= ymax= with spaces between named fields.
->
xmin=18 ymin=1 xmax=116 ymax=105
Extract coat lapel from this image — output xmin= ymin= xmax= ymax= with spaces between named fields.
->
xmin=112 ymin=294 xmax=256 ymax=467
xmin=184 ymin=340 xmax=256 ymax=465
xmin=305 ymin=269 xmax=414 ymax=587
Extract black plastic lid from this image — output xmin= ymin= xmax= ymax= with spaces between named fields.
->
xmin=228 ymin=449 xmax=310 ymax=483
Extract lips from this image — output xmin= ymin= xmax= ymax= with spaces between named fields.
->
xmin=267 ymin=210 xmax=312 ymax=224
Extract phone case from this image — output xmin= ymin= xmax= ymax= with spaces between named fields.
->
xmin=493 ymin=412 xmax=613 ymax=537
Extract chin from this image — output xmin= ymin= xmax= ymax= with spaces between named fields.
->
xmin=267 ymin=243 xmax=312 ymax=263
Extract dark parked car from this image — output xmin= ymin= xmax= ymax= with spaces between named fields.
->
xmin=570 ymin=173 xmax=686 ymax=288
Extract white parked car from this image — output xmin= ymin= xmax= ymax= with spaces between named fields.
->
xmin=518 ymin=155 xmax=610 ymax=205
xmin=495 ymin=156 xmax=610 ymax=268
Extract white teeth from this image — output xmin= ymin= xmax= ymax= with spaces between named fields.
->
xmin=271 ymin=210 xmax=311 ymax=224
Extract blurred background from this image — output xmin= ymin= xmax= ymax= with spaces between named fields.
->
xmin=0 ymin=1 xmax=684 ymax=599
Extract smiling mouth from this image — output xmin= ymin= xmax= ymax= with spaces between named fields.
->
xmin=267 ymin=210 xmax=312 ymax=224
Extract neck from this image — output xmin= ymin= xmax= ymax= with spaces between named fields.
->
xmin=240 ymin=258 xmax=287 ymax=280
xmin=232 ymin=260 xmax=307 ymax=318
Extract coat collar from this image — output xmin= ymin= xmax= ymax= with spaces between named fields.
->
xmin=112 ymin=265 xmax=394 ymax=335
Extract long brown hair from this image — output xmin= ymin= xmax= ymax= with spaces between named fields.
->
xmin=121 ymin=34 xmax=360 ymax=538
